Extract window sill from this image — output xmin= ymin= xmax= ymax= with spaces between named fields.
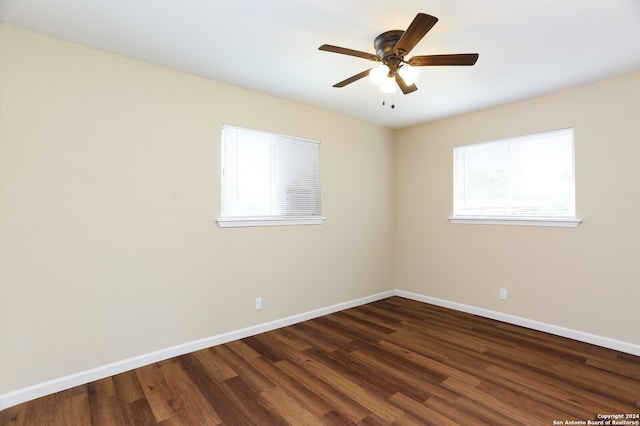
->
xmin=448 ymin=216 xmax=581 ymax=228
xmin=217 ymin=216 xmax=326 ymax=228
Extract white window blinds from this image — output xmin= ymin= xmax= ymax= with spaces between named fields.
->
xmin=220 ymin=125 xmax=321 ymax=224
xmin=453 ymin=128 xmax=575 ymax=219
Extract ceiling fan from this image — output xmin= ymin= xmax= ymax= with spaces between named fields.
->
xmin=319 ymin=13 xmax=478 ymax=95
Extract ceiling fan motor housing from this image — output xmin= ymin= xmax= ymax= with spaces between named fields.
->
xmin=374 ymin=30 xmax=405 ymax=73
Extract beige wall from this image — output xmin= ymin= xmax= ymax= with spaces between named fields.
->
xmin=395 ymin=71 xmax=640 ymax=345
xmin=0 ymin=25 xmax=395 ymax=394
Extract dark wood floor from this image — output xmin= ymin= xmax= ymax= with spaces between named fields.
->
xmin=2 ymin=297 xmax=639 ymax=425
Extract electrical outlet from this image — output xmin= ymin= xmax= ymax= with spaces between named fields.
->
xmin=499 ymin=288 xmax=508 ymax=300
xmin=255 ymin=297 xmax=263 ymax=310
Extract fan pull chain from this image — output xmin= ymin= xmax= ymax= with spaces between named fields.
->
xmin=381 ymin=93 xmax=396 ymax=109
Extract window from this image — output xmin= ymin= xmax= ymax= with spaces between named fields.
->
xmin=451 ymin=128 xmax=580 ymax=227
xmin=217 ymin=125 xmax=324 ymax=227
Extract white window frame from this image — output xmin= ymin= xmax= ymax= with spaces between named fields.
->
xmin=217 ymin=125 xmax=325 ymax=228
xmin=449 ymin=128 xmax=581 ymax=228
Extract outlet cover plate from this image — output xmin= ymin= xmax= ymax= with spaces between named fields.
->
xmin=499 ymin=288 xmax=508 ymax=300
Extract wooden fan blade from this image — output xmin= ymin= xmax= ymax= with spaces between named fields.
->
xmin=333 ymin=69 xmax=372 ymax=87
xmin=319 ymin=44 xmax=380 ymax=62
xmin=408 ymin=53 xmax=479 ymax=66
xmin=395 ymin=74 xmax=418 ymax=94
xmin=394 ymin=13 xmax=438 ymax=56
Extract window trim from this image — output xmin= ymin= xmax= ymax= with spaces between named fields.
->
xmin=217 ymin=216 xmax=325 ymax=228
xmin=448 ymin=216 xmax=581 ymax=227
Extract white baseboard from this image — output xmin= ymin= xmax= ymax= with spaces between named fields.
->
xmin=0 ymin=290 xmax=394 ymax=411
xmin=394 ymin=290 xmax=640 ymax=357
xmin=2 ymin=288 xmax=638 ymax=410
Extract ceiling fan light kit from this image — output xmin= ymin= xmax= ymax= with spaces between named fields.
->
xmin=398 ymin=65 xmax=419 ymax=85
xmin=369 ymin=65 xmax=388 ymax=85
xmin=380 ymin=76 xmax=398 ymax=94
xmin=319 ymin=13 xmax=479 ymax=99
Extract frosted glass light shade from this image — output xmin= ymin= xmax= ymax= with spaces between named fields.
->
xmin=398 ymin=65 xmax=419 ymax=85
xmin=369 ymin=65 xmax=388 ymax=85
xmin=380 ymin=77 xmax=397 ymax=94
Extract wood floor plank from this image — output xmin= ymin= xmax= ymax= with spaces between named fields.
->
xmin=208 ymin=344 xmax=275 ymax=393
xmin=219 ymin=375 xmax=289 ymax=424
xmin=3 ymin=296 xmax=639 ymax=425
xmin=305 ymin=347 xmax=406 ymax=402
xmin=349 ymin=343 xmax=456 ymax=403
xmin=274 ymin=359 xmax=371 ymax=423
xmin=111 ymin=370 xmax=145 ymax=404
xmin=329 ymin=309 xmax=397 ymax=336
xmin=0 ymin=403 xmax=26 ymax=426
xmin=388 ymin=392 xmax=459 ymax=426
xmin=586 ymin=355 xmax=640 ymax=380
xmin=423 ymin=395 xmax=493 ymax=426
xmin=134 ymin=364 xmax=182 ymax=422
xmin=441 ymin=377 xmax=533 ymax=423
xmin=377 ymin=338 xmax=482 ymax=386
xmin=3 ymin=386 xmax=90 ymax=426
xmin=123 ymin=398 xmax=156 ymax=425
xmin=179 ymin=353 xmax=253 ymax=425
xmin=484 ymin=364 xmax=623 ymax=418
xmin=551 ymin=362 xmax=640 ymax=406
xmin=267 ymin=327 xmax=314 ymax=353
xmin=241 ymin=333 xmax=297 ymax=363
xmin=156 ymin=361 xmax=222 ymax=425
xmin=251 ymin=330 xmax=316 ymax=365
xmin=293 ymin=354 xmax=405 ymax=423
xmin=303 ymin=316 xmax=362 ymax=345
xmin=88 ymin=395 xmax=128 ymax=426
xmin=189 ymin=348 xmax=237 ymax=382
xmin=259 ymin=386 xmax=323 ymax=426
xmin=280 ymin=321 xmax=352 ymax=353
xmin=451 ymin=395 xmax=527 ymax=426
xmin=246 ymin=355 xmax=333 ymax=418
xmin=475 ymin=380 xmax=572 ymax=421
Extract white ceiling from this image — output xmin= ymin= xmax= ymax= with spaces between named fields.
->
xmin=2 ymin=0 xmax=640 ymax=129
